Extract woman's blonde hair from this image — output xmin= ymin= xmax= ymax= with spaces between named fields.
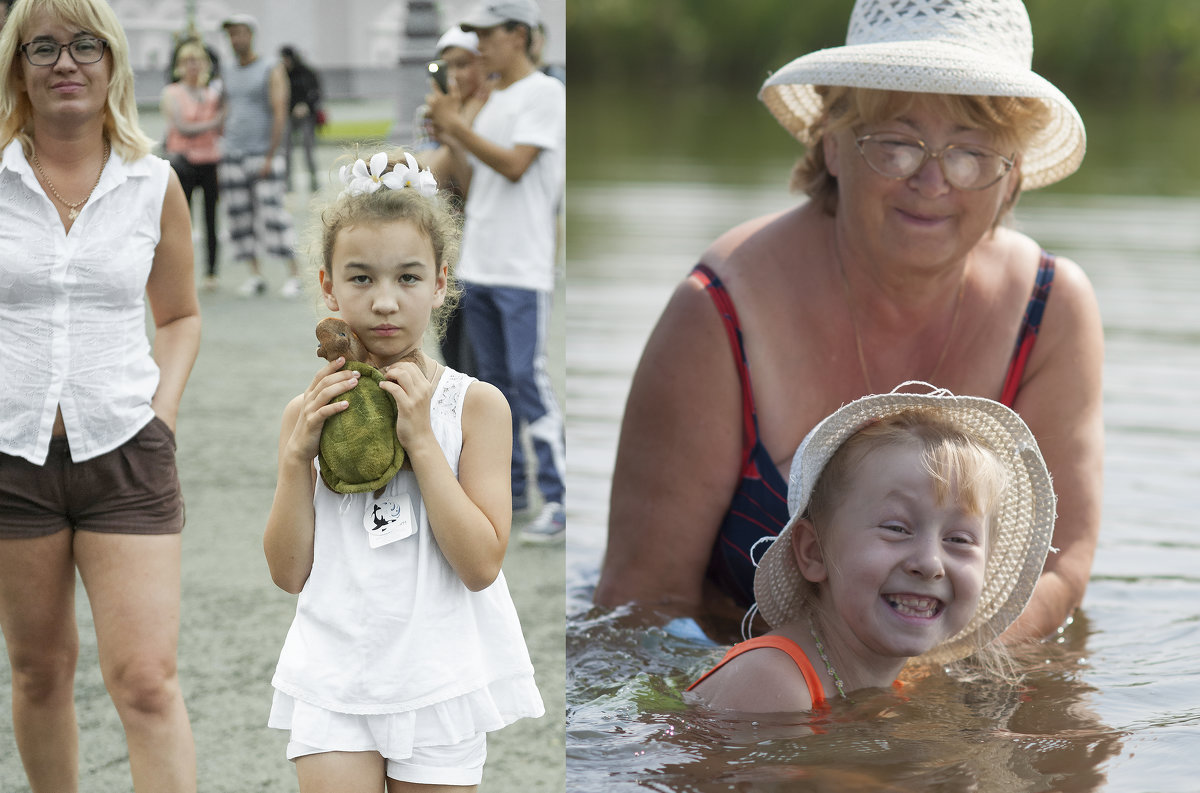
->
xmin=0 ymin=0 xmax=155 ymax=161
xmin=172 ymin=39 xmax=211 ymax=85
xmin=793 ymin=87 xmax=1051 ymax=223
xmin=313 ymin=148 xmax=463 ymax=340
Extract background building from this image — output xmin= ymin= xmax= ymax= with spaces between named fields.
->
xmin=114 ymin=0 xmax=565 ymax=128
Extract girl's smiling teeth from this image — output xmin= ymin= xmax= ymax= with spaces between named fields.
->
xmin=884 ymin=593 xmax=944 ymax=618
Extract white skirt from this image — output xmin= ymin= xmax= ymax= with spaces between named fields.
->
xmin=268 ymin=673 xmax=544 ymax=759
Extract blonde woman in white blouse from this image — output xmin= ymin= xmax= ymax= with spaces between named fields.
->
xmin=0 ymin=1 xmax=200 ymax=790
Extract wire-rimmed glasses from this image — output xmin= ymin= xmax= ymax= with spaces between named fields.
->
xmin=855 ymin=133 xmax=1015 ymax=191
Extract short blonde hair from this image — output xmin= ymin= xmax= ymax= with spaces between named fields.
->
xmin=314 ymin=148 xmax=463 ymax=340
xmin=807 ymin=408 xmax=1010 ymax=533
xmin=172 ymin=39 xmax=211 ymax=85
xmin=793 ymin=87 xmax=1051 ymax=222
xmin=0 ymin=0 xmax=154 ymax=161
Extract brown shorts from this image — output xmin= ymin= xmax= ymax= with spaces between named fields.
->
xmin=0 ymin=417 xmax=185 ymax=538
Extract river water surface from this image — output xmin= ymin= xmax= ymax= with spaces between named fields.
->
xmin=565 ymin=88 xmax=1200 ymax=791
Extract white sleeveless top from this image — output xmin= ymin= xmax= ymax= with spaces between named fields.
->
xmin=0 ymin=142 xmax=169 ymax=464
xmin=272 ymin=368 xmax=544 ymax=724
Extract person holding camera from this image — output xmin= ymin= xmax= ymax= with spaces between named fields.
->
xmin=420 ymin=27 xmax=487 ymax=192
xmin=419 ymin=26 xmax=488 ymax=375
xmin=425 ymin=0 xmax=566 ymax=542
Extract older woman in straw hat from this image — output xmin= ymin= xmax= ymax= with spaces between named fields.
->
xmin=0 ymin=0 xmax=198 ymax=789
xmin=598 ymin=0 xmax=1101 ymax=645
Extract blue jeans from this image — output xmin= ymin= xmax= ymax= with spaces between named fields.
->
xmin=461 ymin=283 xmax=565 ymax=505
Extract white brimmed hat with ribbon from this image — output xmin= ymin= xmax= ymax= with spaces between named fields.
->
xmin=759 ymin=0 xmax=1085 ymax=189
xmin=752 ymin=382 xmax=1056 ymax=666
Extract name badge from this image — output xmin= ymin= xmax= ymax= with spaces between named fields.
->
xmin=364 ymin=492 xmax=416 ymax=548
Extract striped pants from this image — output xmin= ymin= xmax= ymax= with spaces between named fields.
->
xmin=218 ymin=152 xmax=295 ymax=262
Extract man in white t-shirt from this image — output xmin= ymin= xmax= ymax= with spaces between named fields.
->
xmin=427 ymin=0 xmax=565 ymax=542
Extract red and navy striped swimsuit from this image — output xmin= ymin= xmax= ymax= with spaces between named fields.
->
xmin=694 ymin=252 xmax=1057 ymax=607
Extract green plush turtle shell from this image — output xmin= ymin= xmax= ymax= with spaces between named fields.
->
xmin=318 ymin=361 xmax=405 ymax=493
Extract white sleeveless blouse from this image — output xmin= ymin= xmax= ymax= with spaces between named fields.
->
xmin=0 ymin=141 xmax=169 ymax=464
xmin=271 ymin=368 xmax=544 ymax=728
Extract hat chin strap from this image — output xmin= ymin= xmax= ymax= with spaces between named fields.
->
xmin=739 ymin=602 xmax=760 ymax=642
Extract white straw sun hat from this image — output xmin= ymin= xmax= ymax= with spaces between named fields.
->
xmin=752 ymin=382 xmax=1056 ymax=666
xmin=759 ymin=0 xmax=1085 ymax=190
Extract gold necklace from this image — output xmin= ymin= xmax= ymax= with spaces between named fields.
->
xmin=835 ymin=238 xmax=967 ymax=393
xmin=808 ymin=615 xmax=847 ymax=700
xmin=31 ymin=140 xmax=111 ymax=221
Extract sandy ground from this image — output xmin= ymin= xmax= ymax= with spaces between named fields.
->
xmin=0 ymin=136 xmax=565 ymax=791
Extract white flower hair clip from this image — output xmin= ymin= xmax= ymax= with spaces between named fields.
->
xmin=338 ymin=151 xmax=438 ymax=198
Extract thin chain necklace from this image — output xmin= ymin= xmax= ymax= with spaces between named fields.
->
xmin=834 ymin=237 xmax=967 ymax=393
xmin=807 ymin=615 xmax=847 ymax=700
xmin=31 ymin=140 xmax=111 ymax=221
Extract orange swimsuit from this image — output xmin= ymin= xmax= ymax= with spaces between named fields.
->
xmin=687 ymin=635 xmax=826 ymax=708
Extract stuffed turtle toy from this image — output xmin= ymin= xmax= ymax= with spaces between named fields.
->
xmin=314 ymin=317 xmax=406 ymax=494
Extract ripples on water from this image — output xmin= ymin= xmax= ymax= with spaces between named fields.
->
xmin=567 ymin=184 xmax=1200 ymax=791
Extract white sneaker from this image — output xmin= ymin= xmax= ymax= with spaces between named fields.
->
xmin=237 ymin=275 xmax=267 ymax=297
xmin=280 ymin=276 xmax=304 ymax=299
xmin=521 ymin=502 xmax=564 ymax=544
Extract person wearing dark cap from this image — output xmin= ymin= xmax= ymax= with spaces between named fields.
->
xmin=426 ymin=0 xmax=566 ymax=543
xmin=220 ymin=14 xmax=303 ymax=298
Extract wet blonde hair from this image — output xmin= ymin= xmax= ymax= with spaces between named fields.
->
xmin=794 ymin=87 xmax=1051 ymax=223
xmin=314 ymin=148 xmax=463 ymax=340
xmin=0 ymin=0 xmax=154 ymax=160
xmin=172 ymin=39 xmax=211 ymax=85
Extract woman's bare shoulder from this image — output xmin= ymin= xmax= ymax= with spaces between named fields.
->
xmin=701 ymin=203 xmax=816 ymax=272
xmin=984 ymin=225 xmax=1041 ymax=268
xmin=992 ymin=226 xmax=1097 ymax=309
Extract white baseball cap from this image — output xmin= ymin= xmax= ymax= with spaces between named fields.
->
xmin=437 ymin=27 xmax=479 ymax=56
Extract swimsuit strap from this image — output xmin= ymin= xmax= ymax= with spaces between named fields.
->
xmin=692 ymin=263 xmax=796 ymax=608
xmin=686 ymin=635 xmax=827 ymax=708
xmin=691 ymin=263 xmax=759 ymax=467
xmin=999 ymin=251 xmax=1057 ymax=407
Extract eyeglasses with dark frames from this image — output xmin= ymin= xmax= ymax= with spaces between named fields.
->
xmin=854 ymin=133 xmax=1015 ymax=191
xmin=20 ymin=37 xmax=108 ymax=67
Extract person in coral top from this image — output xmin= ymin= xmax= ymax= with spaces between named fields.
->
xmin=161 ymin=38 xmax=225 ymax=290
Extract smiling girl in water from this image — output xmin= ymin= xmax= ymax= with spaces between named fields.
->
xmin=688 ymin=383 xmax=1055 ymax=712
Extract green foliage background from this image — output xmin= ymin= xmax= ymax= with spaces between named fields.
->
xmin=566 ymin=0 xmax=1200 ymax=103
